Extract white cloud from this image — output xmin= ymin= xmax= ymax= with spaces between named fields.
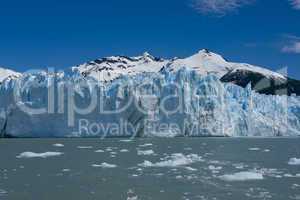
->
xmin=191 ymin=0 xmax=254 ymax=16
xmin=282 ymin=42 xmax=300 ymax=54
xmin=290 ymin=0 xmax=300 ymax=9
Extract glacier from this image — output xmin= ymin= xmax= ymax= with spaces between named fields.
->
xmin=0 ymin=68 xmax=300 ymax=138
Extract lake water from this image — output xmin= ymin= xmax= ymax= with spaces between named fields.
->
xmin=0 ymin=138 xmax=300 ymax=200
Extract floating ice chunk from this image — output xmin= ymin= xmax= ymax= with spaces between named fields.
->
xmin=120 ymin=149 xmax=129 ymax=153
xmin=53 ymin=143 xmax=64 ymax=147
xmin=137 ymin=149 xmax=155 ymax=156
xmin=219 ymin=171 xmax=264 ymax=181
xmin=92 ymin=162 xmax=117 ymax=168
xmin=208 ymin=165 xmax=223 ymax=170
xmin=94 ymin=149 xmax=104 ymax=153
xmin=176 ymin=175 xmax=183 ymax=179
xmin=119 ymin=140 xmax=132 ymax=142
xmin=127 ymin=196 xmax=138 ymax=200
xmin=284 ymin=174 xmax=294 ymax=178
xmin=17 ymin=152 xmax=63 ymax=158
xmin=62 ymin=169 xmax=71 ymax=172
xmin=208 ymin=165 xmax=223 ymax=174
xmin=288 ymin=158 xmax=300 ymax=165
xmin=248 ymin=148 xmax=260 ymax=151
xmin=139 ymin=143 xmax=153 ymax=147
xmin=127 ymin=189 xmax=138 ymax=200
xmin=185 ymin=166 xmax=197 ymax=171
xmin=233 ymin=163 xmax=247 ymax=169
xmin=77 ymin=146 xmax=93 ymax=149
xmin=255 ymin=168 xmax=282 ymax=178
xmin=106 ymin=147 xmax=113 ymax=152
xmin=138 ymin=153 xmax=203 ymax=168
xmin=263 ymin=149 xmax=271 ymax=152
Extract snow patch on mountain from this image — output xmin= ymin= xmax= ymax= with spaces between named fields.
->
xmin=166 ymin=49 xmax=285 ymax=80
xmin=71 ymin=49 xmax=286 ymax=83
xmin=0 ymin=67 xmax=21 ymax=83
xmin=72 ymin=52 xmax=168 ymax=82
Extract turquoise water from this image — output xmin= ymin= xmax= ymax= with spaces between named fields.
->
xmin=0 ymin=138 xmax=300 ymax=200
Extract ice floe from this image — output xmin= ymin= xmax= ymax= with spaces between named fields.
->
xmin=138 ymin=153 xmax=203 ymax=168
xmin=208 ymin=165 xmax=223 ymax=174
xmin=77 ymin=146 xmax=93 ymax=149
xmin=53 ymin=143 xmax=64 ymax=147
xmin=105 ymin=147 xmax=113 ymax=152
xmin=232 ymin=163 xmax=248 ymax=169
xmin=92 ymin=162 xmax=117 ymax=168
xmin=94 ymin=149 xmax=105 ymax=153
xmin=288 ymin=158 xmax=300 ymax=165
xmin=17 ymin=152 xmax=63 ymax=158
xmin=119 ymin=139 xmax=132 ymax=142
xmin=219 ymin=171 xmax=264 ymax=181
xmin=185 ymin=166 xmax=198 ymax=171
xmin=137 ymin=149 xmax=155 ymax=156
xmin=139 ymin=143 xmax=153 ymax=147
xmin=248 ymin=148 xmax=260 ymax=151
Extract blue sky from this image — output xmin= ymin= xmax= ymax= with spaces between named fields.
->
xmin=0 ymin=0 xmax=300 ymax=79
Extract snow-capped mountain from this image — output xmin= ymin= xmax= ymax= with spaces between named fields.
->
xmin=75 ymin=49 xmax=286 ymax=80
xmin=72 ymin=52 xmax=168 ymax=82
xmin=0 ymin=50 xmax=295 ymax=95
xmin=0 ymin=67 xmax=21 ymax=83
xmin=72 ymin=49 xmax=295 ymax=95
xmin=165 ymin=49 xmax=285 ymax=79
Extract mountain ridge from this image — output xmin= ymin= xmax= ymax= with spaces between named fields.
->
xmin=1 ymin=50 xmax=298 ymax=95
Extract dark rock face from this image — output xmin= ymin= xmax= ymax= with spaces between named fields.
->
xmin=221 ymin=69 xmax=300 ymax=96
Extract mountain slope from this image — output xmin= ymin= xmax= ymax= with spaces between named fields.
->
xmin=1 ymin=50 xmax=299 ymax=95
xmin=72 ymin=52 xmax=168 ymax=82
xmin=73 ymin=49 xmax=295 ymax=95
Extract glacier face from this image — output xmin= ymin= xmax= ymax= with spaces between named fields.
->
xmin=0 ymin=68 xmax=300 ymax=138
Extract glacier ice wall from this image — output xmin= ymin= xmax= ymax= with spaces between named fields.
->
xmin=0 ymin=68 xmax=300 ymax=137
